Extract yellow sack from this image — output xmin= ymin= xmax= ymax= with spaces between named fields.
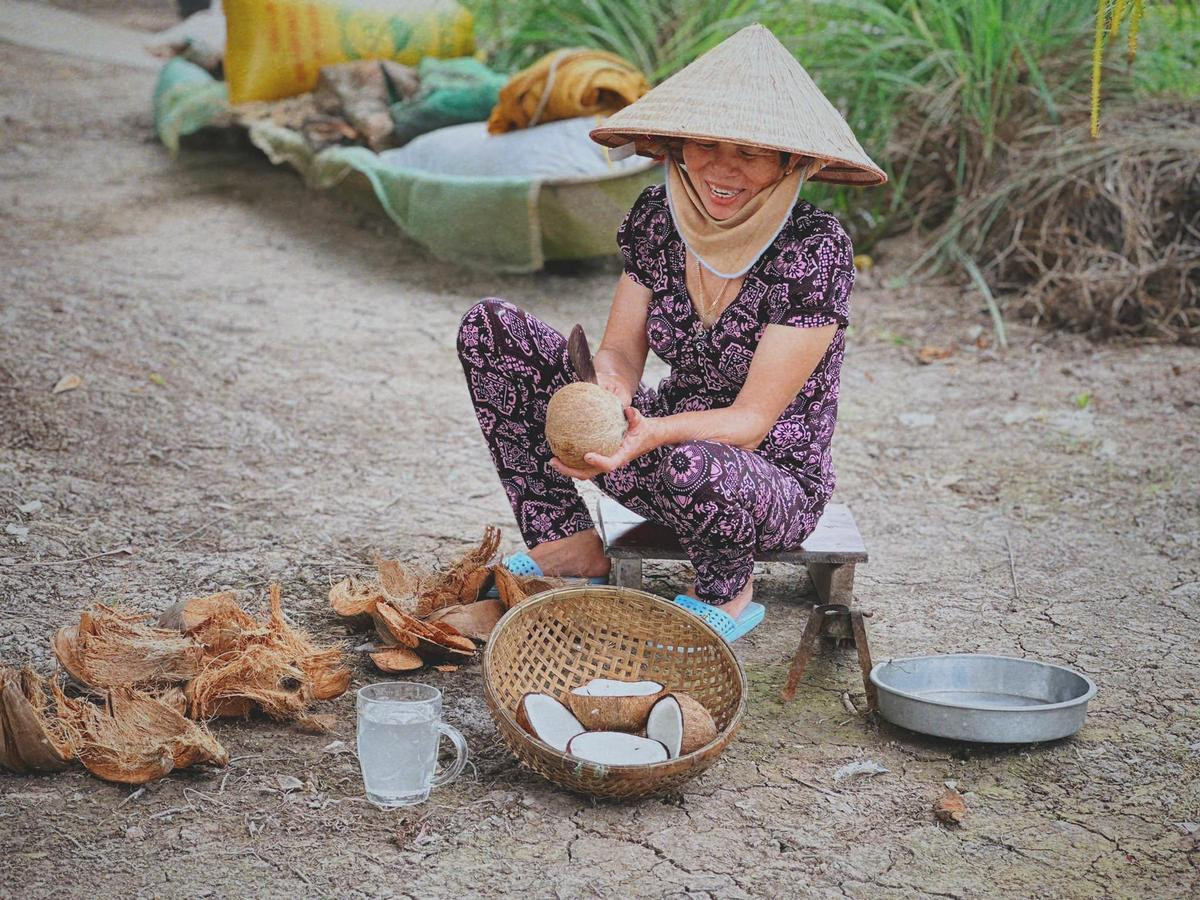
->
xmin=487 ymin=48 xmax=650 ymax=135
xmin=224 ymin=0 xmax=475 ymax=104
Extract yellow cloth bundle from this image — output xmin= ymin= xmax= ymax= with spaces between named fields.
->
xmin=487 ymin=48 xmax=650 ymax=134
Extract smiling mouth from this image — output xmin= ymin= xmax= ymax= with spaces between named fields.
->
xmin=705 ymin=180 xmax=743 ymax=202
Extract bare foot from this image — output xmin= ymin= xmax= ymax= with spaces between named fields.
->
xmin=687 ymin=579 xmax=754 ymax=619
xmin=528 ymin=529 xmax=610 ymax=578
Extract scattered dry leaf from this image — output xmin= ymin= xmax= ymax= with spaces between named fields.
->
xmin=52 ymin=374 xmax=81 ymax=394
xmin=934 ymin=788 xmax=968 ymax=825
xmin=916 ymin=345 xmax=955 ymax=365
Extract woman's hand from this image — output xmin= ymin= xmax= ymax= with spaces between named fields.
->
xmin=595 ymin=371 xmax=632 ymax=408
xmin=550 ymin=407 xmax=660 ymax=480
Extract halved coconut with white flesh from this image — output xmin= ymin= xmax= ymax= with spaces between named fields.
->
xmin=645 ymin=692 xmax=719 ymax=759
xmin=514 ymin=693 xmax=584 ymax=752
xmin=565 ymin=678 xmax=664 ymax=732
xmin=565 ymin=731 xmax=669 ymax=766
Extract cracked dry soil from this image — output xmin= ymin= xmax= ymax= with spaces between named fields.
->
xmin=1 ymin=18 xmax=1199 ymax=900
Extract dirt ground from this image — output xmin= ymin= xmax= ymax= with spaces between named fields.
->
xmin=1 ymin=8 xmax=1198 ymax=898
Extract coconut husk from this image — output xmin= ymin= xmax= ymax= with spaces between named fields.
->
xmin=328 ymin=576 xmax=384 ymax=623
xmin=371 ymin=602 xmax=420 ymax=649
xmin=426 ymin=599 xmax=505 ymax=643
xmin=52 ymin=604 xmax=205 ymax=691
xmin=373 ymin=600 xmax=477 ymax=663
xmin=189 ymin=643 xmax=312 ymax=721
xmin=261 ymin=584 xmax=350 ymax=701
xmin=160 ymin=592 xmax=260 ymax=655
xmin=458 ymin=566 xmax=492 ymax=604
xmin=494 ymin=567 xmax=564 ymax=611
xmin=375 ymin=527 xmax=501 ymax=618
xmin=0 ymin=667 xmax=77 ymax=773
xmin=181 ymin=584 xmax=349 ymax=720
xmin=369 ymin=646 xmax=423 ymax=673
xmin=493 ymin=566 xmax=528 ymax=611
xmin=70 ymin=687 xmax=228 ymax=785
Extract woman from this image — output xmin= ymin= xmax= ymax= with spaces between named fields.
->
xmin=457 ymin=25 xmax=884 ymax=641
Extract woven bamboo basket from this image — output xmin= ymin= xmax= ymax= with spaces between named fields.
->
xmin=482 ymin=585 xmax=747 ymax=800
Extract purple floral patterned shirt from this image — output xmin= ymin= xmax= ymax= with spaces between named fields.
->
xmin=617 ymin=184 xmax=855 ymax=502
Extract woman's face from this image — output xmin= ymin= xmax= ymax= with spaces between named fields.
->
xmin=680 ymin=140 xmax=788 ymax=219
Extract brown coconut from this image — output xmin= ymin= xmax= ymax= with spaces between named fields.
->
xmin=0 ymin=668 xmax=77 ymax=774
xmin=645 ymin=692 xmax=718 ymax=758
xmin=565 ymin=678 xmax=665 ymax=732
xmin=545 ymin=382 xmax=627 ymax=468
xmin=70 ymin=687 xmax=228 ymax=785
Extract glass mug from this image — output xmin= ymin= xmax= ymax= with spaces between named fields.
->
xmin=356 ymin=682 xmax=468 ymax=808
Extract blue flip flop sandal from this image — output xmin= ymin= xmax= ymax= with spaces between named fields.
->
xmin=484 ymin=551 xmax=608 ymax=597
xmin=670 ymin=594 xmax=765 ymax=643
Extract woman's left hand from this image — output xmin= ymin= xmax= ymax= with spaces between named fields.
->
xmin=550 ymin=407 xmax=660 ymax=480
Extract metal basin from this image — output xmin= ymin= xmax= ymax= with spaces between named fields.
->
xmin=870 ymin=654 xmax=1097 ymax=743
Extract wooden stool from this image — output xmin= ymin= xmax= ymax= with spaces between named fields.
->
xmin=596 ymin=496 xmax=875 ymax=707
xmin=596 ymin=497 xmax=867 ymax=603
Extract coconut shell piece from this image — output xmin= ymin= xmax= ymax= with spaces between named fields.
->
xmin=427 ymin=599 xmax=505 ymax=643
xmin=646 ymin=692 xmax=718 ymax=758
xmin=52 ymin=604 xmax=205 ymax=691
xmin=0 ymin=668 xmax=77 ymax=774
xmin=934 ymin=789 xmax=968 ymax=826
xmin=371 ymin=602 xmax=420 ymax=649
xmin=458 ymin=566 xmax=492 ymax=604
xmin=566 ymin=679 xmax=666 ymax=732
xmin=71 ymin=687 xmax=228 ymax=785
xmin=370 ymin=647 xmax=423 ymax=673
xmin=328 ymin=576 xmax=384 ymax=623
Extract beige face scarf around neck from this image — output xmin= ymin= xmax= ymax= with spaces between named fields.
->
xmin=665 ymin=156 xmax=823 ymax=278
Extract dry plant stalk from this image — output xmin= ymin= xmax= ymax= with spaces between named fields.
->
xmin=52 ymin=604 xmax=205 ymax=691
xmin=947 ymin=102 xmax=1199 ymax=343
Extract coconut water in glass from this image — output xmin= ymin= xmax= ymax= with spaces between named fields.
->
xmin=356 ymin=682 xmax=467 ymax=808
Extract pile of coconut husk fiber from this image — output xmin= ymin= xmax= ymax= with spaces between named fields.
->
xmin=2 ymin=584 xmax=351 ymax=785
xmin=330 ymin=526 xmax=565 ymax=673
xmin=0 ymin=666 xmax=226 ymax=784
xmin=947 ymin=102 xmax=1200 ymax=343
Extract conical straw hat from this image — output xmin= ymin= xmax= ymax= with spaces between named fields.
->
xmin=590 ymin=24 xmax=886 ymax=187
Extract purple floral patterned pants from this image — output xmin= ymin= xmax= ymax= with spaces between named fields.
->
xmin=457 ymin=299 xmax=821 ymax=606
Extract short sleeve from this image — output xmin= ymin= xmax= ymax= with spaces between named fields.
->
xmin=763 ymin=209 xmax=855 ymax=329
xmin=616 ymin=185 xmax=669 ymax=289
